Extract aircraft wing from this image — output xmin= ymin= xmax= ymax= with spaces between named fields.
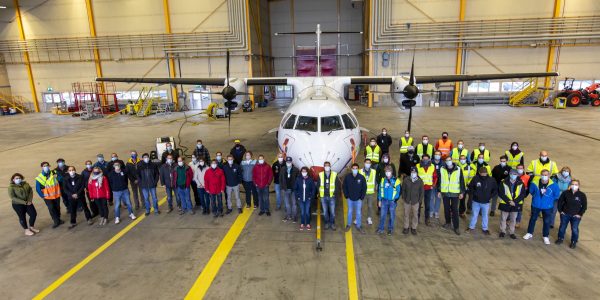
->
xmin=96 ymin=77 xmax=226 ymax=86
xmin=415 ymin=72 xmax=559 ymax=84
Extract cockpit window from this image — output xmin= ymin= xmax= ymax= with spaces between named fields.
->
xmin=283 ymin=114 xmax=297 ymax=129
xmin=295 ymin=116 xmax=318 ymax=132
xmin=341 ymin=114 xmax=356 ymax=129
xmin=321 ymin=115 xmax=344 ymax=132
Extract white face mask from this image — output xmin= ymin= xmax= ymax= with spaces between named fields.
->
xmin=434 ymin=155 xmax=441 ymax=160
xmin=111 ymin=157 xmax=118 ymax=161
xmin=541 ymin=175 xmax=549 ymax=181
xmin=69 ymin=171 xmax=76 ymax=177
xmin=278 ymin=157 xmax=283 ymax=163
xmin=479 ymin=146 xmax=485 ymax=151
xmin=167 ymin=159 xmax=173 ymax=164
xmin=364 ymin=163 xmax=371 ymax=169
xmin=383 ymin=158 xmax=389 ymax=163
xmin=211 ymin=164 xmax=217 ymax=169
xmin=540 ymin=156 xmax=548 ymax=162
xmin=192 ymin=158 xmax=198 ymax=163
xmin=177 ymin=161 xmax=184 ymax=166
xmin=301 ymin=172 xmax=308 ymax=177
xmin=86 ymin=164 xmax=92 ymax=169
xmin=14 ymin=178 xmax=22 ymax=185
xmin=382 ymin=131 xmax=387 ymax=135
xmin=199 ymin=161 xmax=205 ymax=166
xmin=197 ymin=144 xmax=202 ymax=148
xmin=410 ymin=172 xmax=417 ymax=179
xmin=459 ymin=159 xmax=466 ymax=164
xmin=517 ymin=169 xmax=524 ymax=175
xmin=258 ymin=159 xmax=264 ymax=164
xmin=562 ymin=171 xmax=570 ymax=177
xmin=143 ymin=158 xmax=150 ymax=163
xmin=216 ymin=155 xmax=222 ymax=160
xmin=42 ymin=166 xmax=50 ymax=173
xmin=385 ymin=171 xmax=392 ymax=177
xmin=286 ymin=163 xmax=292 ymax=168
xmin=512 ymin=145 xmax=518 ymax=150
xmin=245 ymin=156 xmax=251 ymax=160
xmin=324 ymin=166 xmax=331 ymax=172
xmin=445 ymin=161 xmax=453 ymax=167
xmin=423 ymin=139 xmax=429 ymax=144
xmin=571 ymin=185 xmax=579 ymax=192
xmin=500 ymin=162 xmax=506 ymax=167
xmin=98 ymin=157 xmax=104 ymax=162
xmin=405 ymin=134 xmax=410 ymax=138
xmin=352 ymin=169 xmax=358 ymax=175
xmin=166 ymin=147 xmax=172 ymax=151
xmin=458 ymin=144 xmax=463 ymax=149
xmin=477 ymin=158 xmax=484 ymax=164
xmin=228 ymin=159 xmax=234 ymax=165
xmin=370 ymin=142 xmax=376 ymax=146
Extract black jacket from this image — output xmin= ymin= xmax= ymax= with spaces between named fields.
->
xmin=137 ymin=161 xmax=160 ymax=188
xmin=272 ymin=161 xmax=285 ymax=185
xmin=126 ymin=160 xmax=139 ymax=182
xmin=107 ymin=169 xmax=129 ymax=192
xmin=230 ymin=144 xmax=247 ymax=165
xmin=376 ymin=134 xmax=393 ymax=154
xmin=498 ymin=177 xmax=525 ymax=212
xmin=492 ymin=164 xmax=511 ymax=184
xmin=62 ymin=174 xmax=86 ymax=199
xmin=399 ymin=153 xmax=420 ymax=176
xmin=159 ymin=163 xmax=176 ymax=188
xmin=343 ymin=173 xmax=367 ymax=201
xmin=193 ymin=146 xmax=211 ymax=162
xmin=107 ymin=159 xmax=126 ymax=173
xmin=161 ymin=149 xmax=179 ymax=165
xmin=279 ymin=166 xmax=299 ymax=190
xmin=558 ymin=190 xmax=587 ymax=216
xmin=222 ymin=162 xmax=243 ymax=187
xmin=467 ymin=174 xmax=497 ymax=203
xmin=376 ymin=162 xmax=397 ymax=186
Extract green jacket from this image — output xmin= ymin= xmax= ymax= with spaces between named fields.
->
xmin=8 ymin=182 xmax=34 ymax=205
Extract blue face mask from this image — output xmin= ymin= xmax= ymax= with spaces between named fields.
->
xmin=510 ymin=174 xmax=517 ymax=180
xmin=352 ymin=169 xmax=358 ymax=176
xmin=42 ymin=166 xmax=50 ymax=173
xmin=57 ymin=162 xmax=65 ymax=168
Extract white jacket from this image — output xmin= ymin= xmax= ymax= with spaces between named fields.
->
xmin=189 ymin=162 xmax=208 ymax=188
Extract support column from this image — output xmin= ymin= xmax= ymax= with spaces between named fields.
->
xmin=14 ymin=0 xmax=39 ymax=112
xmin=245 ymin=0 xmax=254 ymax=106
xmin=163 ymin=0 xmax=179 ymax=109
xmin=543 ymin=0 xmax=563 ymax=100
xmin=84 ymin=0 xmax=106 ymax=106
xmin=453 ymin=0 xmax=466 ymax=107
xmin=365 ymin=0 xmax=373 ymax=108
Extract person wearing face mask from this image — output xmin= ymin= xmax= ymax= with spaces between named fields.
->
xmin=137 ymin=153 xmax=160 ymax=216
xmin=241 ymin=151 xmax=259 ymax=209
xmin=294 ymin=167 xmax=316 ymax=230
xmin=54 ymin=158 xmax=71 ymax=213
xmin=435 ymin=132 xmax=453 ymax=160
xmin=505 ymin=142 xmax=524 ymax=169
xmin=107 ymin=162 xmax=137 ymax=224
xmin=230 ymin=139 xmax=247 ymax=165
xmin=416 ymin=135 xmax=434 ymax=160
xmin=192 ymin=139 xmax=211 ymax=163
xmin=214 ymin=152 xmax=226 ymax=168
xmin=376 ymin=153 xmax=397 ymax=192
xmin=399 ymin=130 xmax=414 ymax=155
xmin=223 ymin=154 xmax=243 ymax=214
xmin=204 ymin=159 xmax=226 ymax=217
xmin=343 ymin=164 xmax=367 ymax=233
xmin=161 ymin=143 xmax=179 ymax=165
xmin=126 ymin=151 xmax=144 ymax=211
xmin=458 ymin=155 xmax=474 ymax=218
xmin=88 ymin=167 xmax=111 ymax=226
xmin=551 ymin=166 xmax=572 ymax=229
xmin=318 ymin=161 xmax=338 ymax=230
xmin=36 ymin=162 xmax=64 ymax=228
xmin=467 ymin=155 xmax=491 ymax=215
xmin=160 ymin=154 xmax=180 ymax=213
xmin=526 ymin=150 xmax=559 ymax=182
xmin=364 ymin=138 xmax=382 ymax=164
xmin=399 ymin=146 xmax=420 ymax=177
xmin=172 ymin=157 xmax=194 ymax=215
xmin=465 ymin=167 xmax=497 ymax=235
xmin=272 ymin=153 xmax=286 ymax=211
xmin=377 ymin=165 xmax=401 ymax=235
xmin=280 ymin=157 xmax=299 ymax=222
xmin=402 ymin=167 xmax=424 ymax=235
xmin=377 ymin=128 xmax=393 ymax=155
xmin=470 ymin=143 xmax=490 ymax=163
xmin=63 ymin=166 xmax=93 ymax=228
xmin=359 ymin=159 xmax=377 ymax=226
xmin=417 ymin=154 xmax=438 ymax=226
xmin=93 ymin=154 xmax=109 ymax=174
xmin=556 ymin=179 xmax=587 ymax=249
xmin=193 ymin=158 xmax=210 ymax=214
xmin=82 ymin=160 xmax=99 ymax=218
xmin=253 ymin=155 xmax=274 ymax=216
xmin=523 ymin=169 xmax=561 ymax=245
xmin=107 ymin=153 xmax=125 ymax=173
xmin=450 ymin=140 xmax=469 ymax=164
xmin=490 ymin=155 xmax=511 ymax=217
xmin=498 ymin=169 xmax=525 ymax=239
xmin=437 ymin=157 xmax=465 ymax=235
xmin=515 ymin=164 xmax=531 ymax=228
xmin=9 ymin=173 xmax=39 ymax=236
xmin=188 ymin=154 xmax=202 ymax=208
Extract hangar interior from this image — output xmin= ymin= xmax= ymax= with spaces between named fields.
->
xmin=0 ymin=0 xmax=599 ymax=299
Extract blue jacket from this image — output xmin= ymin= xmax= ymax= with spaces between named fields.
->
xmin=529 ymin=179 xmax=560 ymax=210
xmin=378 ymin=177 xmax=401 ymax=201
xmin=294 ymin=176 xmax=316 ymax=202
xmin=222 ymin=163 xmax=243 ymax=187
xmin=343 ymin=173 xmax=367 ymax=201
xmin=240 ymin=159 xmax=256 ymax=182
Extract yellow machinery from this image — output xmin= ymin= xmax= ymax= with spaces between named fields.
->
xmin=553 ymin=97 xmax=567 ymax=109
xmin=509 ymin=78 xmax=539 ymax=107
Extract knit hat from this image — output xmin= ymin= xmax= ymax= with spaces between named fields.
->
xmin=286 ymin=157 xmax=293 ymax=162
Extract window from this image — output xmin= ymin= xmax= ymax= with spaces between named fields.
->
xmin=295 ymin=116 xmax=318 ymax=132
xmin=489 ymin=82 xmax=500 ymax=92
xmin=321 ymin=115 xmax=344 ymax=132
xmin=341 ymin=114 xmax=356 ymax=129
xmin=468 ymin=82 xmax=479 ymax=93
xmin=283 ymin=114 xmax=297 ymax=129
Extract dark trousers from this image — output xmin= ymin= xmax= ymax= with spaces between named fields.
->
xmin=95 ymin=198 xmax=109 ymax=218
xmin=210 ymin=193 xmax=223 ymax=215
xmin=459 ymin=193 xmax=468 ymax=215
xmin=12 ymin=203 xmax=37 ymax=229
xmin=191 ymin=181 xmax=201 ymax=207
xmin=199 ymin=188 xmax=210 ymax=213
xmin=44 ymin=199 xmax=61 ymax=225
xmin=443 ymin=196 xmax=459 ymax=229
xmin=467 ymin=193 xmax=473 ymax=212
xmin=257 ymin=186 xmax=270 ymax=212
xmin=558 ymin=214 xmax=581 ymax=243
xmin=420 ymin=189 xmax=433 ymax=220
xmin=242 ymin=181 xmax=259 ymax=207
xmin=527 ymin=207 xmax=552 ymax=237
xmin=69 ymin=195 xmax=92 ymax=224
xmin=61 ymin=191 xmax=71 ymax=214
xmin=86 ymin=190 xmax=99 ymax=217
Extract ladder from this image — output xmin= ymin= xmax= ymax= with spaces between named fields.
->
xmin=509 ymin=78 xmax=539 ymax=107
xmin=137 ymin=98 xmax=154 ymax=117
xmin=0 ymin=93 xmax=31 ymax=113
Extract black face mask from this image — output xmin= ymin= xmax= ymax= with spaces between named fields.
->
xmin=93 ymin=172 xmax=100 ymax=175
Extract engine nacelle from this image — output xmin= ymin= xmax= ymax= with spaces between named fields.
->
xmin=392 ymin=77 xmax=409 ymax=102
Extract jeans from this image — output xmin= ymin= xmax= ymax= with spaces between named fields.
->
xmin=321 ymin=196 xmax=336 ymax=226
xmin=69 ymin=195 xmax=91 ymax=224
xmin=226 ymin=185 xmax=241 ymax=209
xmin=430 ymin=187 xmax=441 ymax=217
xmin=191 ymin=181 xmax=200 ymax=207
xmin=378 ymin=200 xmax=397 ymax=232
xmin=142 ymin=188 xmax=159 ymax=213
xmin=242 ymin=181 xmax=259 ymax=207
xmin=210 ymin=193 xmax=223 ymax=215
xmin=550 ymin=199 xmax=559 ymax=227
xmin=165 ymin=186 xmax=180 ymax=209
xmin=422 ymin=189 xmax=433 ymax=219
xmin=113 ymin=190 xmax=134 ymax=217
xmin=469 ymin=202 xmax=490 ymax=230
xmin=347 ymin=199 xmax=362 ymax=228
xmin=299 ymin=199 xmax=311 ymax=225
xmin=198 ymin=188 xmax=210 ymax=213
xmin=527 ymin=207 xmax=553 ymax=237
xmin=275 ymin=183 xmax=281 ymax=209
xmin=283 ymin=189 xmax=296 ymax=219
xmin=44 ymin=199 xmax=61 ymax=225
xmin=177 ymin=187 xmax=193 ymax=212
xmin=130 ymin=180 xmax=143 ymax=209
xmin=443 ymin=196 xmax=459 ymax=230
xmin=558 ymin=214 xmax=581 ymax=243
xmin=12 ymin=203 xmax=37 ymax=229
xmin=257 ymin=186 xmax=270 ymax=212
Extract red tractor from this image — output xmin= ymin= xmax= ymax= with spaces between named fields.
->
xmin=556 ymin=77 xmax=600 ymax=107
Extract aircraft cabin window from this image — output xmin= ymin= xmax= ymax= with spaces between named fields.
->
xmin=283 ymin=114 xmax=297 ymax=129
xmin=295 ymin=116 xmax=318 ymax=132
xmin=321 ymin=115 xmax=344 ymax=132
xmin=341 ymin=114 xmax=356 ymax=129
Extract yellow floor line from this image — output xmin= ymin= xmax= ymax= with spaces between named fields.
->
xmin=33 ymin=196 xmax=167 ymax=300
xmin=184 ymin=206 xmax=255 ymax=299
xmin=343 ymin=197 xmax=360 ymax=300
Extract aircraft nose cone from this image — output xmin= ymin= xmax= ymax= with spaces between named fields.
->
xmin=403 ymin=84 xmax=419 ymax=99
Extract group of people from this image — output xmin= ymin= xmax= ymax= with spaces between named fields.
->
xmin=8 ymin=131 xmax=587 ymax=249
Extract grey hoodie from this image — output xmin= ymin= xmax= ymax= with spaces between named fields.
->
xmin=240 ymin=159 xmax=256 ymax=182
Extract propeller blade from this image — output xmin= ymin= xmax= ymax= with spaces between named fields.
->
xmin=195 ymin=91 xmax=224 ymax=95
xmin=226 ymin=50 xmax=230 ymax=87
xmin=227 ymin=105 xmax=231 ymax=136
xmin=234 ymin=91 xmax=257 ymax=96
xmin=409 ymin=54 xmax=415 ymax=86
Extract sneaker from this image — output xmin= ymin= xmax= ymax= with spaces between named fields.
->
xmin=258 ymin=211 xmax=265 ymax=216
xmin=226 ymin=209 xmax=233 ymax=215
xmin=145 ymin=212 xmax=150 ymax=216
xmin=213 ymin=214 xmax=219 ymax=218
xmin=411 ymin=229 xmax=417 ymax=235
xmin=515 ymin=223 xmax=521 ymax=229
xmin=425 ymin=218 xmax=431 ymax=226
xmin=403 ymin=228 xmax=409 ymax=234
xmin=345 ymin=225 xmax=351 ymax=232
xmin=292 ymin=218 xmax=297 ymax=223
xmin=331 ymin=224 xmax=337 ymax=231
xmin=179 ymin=210 xmax=185 ymax=215
xmin=300 ymin=224 xmax=304 ymax=231
xmin=499 ymin=232 xmax=505 ymax=238
xmin=489 ymin=211 xmax=495 ymax=217
xmin=155 ymin=210 xmax=161 ymax=215
xmin=543 ymin=237 xmax=550 ymax=245
xmin=220 ymin=213 xmax=224 ymax=218
xmin=509 ymin=234 xmax=517 ymax=239
xmin=254 ymin=205 xmax=258 ymax=209
xmin=87 ymin=219 xmax=94 ymax=225
xmin=246 ymin=204 xmax=251 ymax=208
xmin=190 ymin=210 xmax=196 ymax=215
xmin=454 ymin=229 xmax=461 ymax=235
xmin=353 ymin=219 xmax=357 ymax=225
xmin=324 ymin=224 xmax=330 ymax=230
xmin=115 ymin=217 xmax=120 ymax=224
xmin=25 ymin=229 xmax=35 ymax=236
xmin=167 ymin=207 xmax=173 ymax=213
xmin=282 ymin=217 xmax=288 ymax=222
xmin=459 ymin=213 xmax=466 ymax=219
xmin=266 ymin=212 xmax=271 ymax=216
xmin=367 ymin=217 xmax=373 ymax=225
xmin=29 ymin=227 xmax=40 ymax=233
xmin=376 ymin=229 xmax=384 ymax=235
xmin=307 ymin=224 xmax=311 ymax=231
xmin=464 ymin=228 xmax=473 ymax=233
xmin=130 ymin=213 xmax=136 ymax=220
xmin=357 ymin=227 xmax=365 ymax=234
xmin=442 ymin=223 xmax=452 ymax=230
xmin=482 ymin=230 xmax=491 ymax=236
xmin=387 ymin=230 xmax=392 ymax=236
xmin=569 ymin=241 xmax=577 ymax=249
xmin=555 ymin=239 xmax=563 ymax=245
xmin=523 ymin=233 xmax=533 ymax=240
xmin=68 ymin=223 xmax=77 ymax=229
xmin=238 ymin=208 xmax=243 ymax=214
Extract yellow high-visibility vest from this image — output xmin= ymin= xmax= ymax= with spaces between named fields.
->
xmin=400 ymin=137 xmax=413 ymax=154
xmin=365 ymin=145 xmax=381 ymax=163
xmin=472 ymin=149 xmax=490 ymax=163
xmin=319 ymin=171 xmax=337 ymax=197
xmin=527 ymin=159 xmax=558 ymax=181
xmin=461 ymin=163 xmax=474 ymax=186
xmin=500 ymin=182 xmax=524 ymax=205
xmin=359 ymin=168 xmax=376 ymax=194
xmin=416 ymin=165 xmax=434 ymax=186
xmin=505 ymin=150 xmax=524 ymax=169
xmin=35 ymin=172 xmax=61 ymax=200
xmin=416 ymin=143 xmax=433 ymax=159
xmin=440 ymin=167 xmax=461 ymax=194
xmin=451 ymin=148 xmax=469 ymax=163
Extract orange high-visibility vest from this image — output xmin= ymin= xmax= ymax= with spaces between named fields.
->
xmin=436 ymin=139 xmax=453 ymax=159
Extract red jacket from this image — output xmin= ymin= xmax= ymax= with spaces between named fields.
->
xmin=87 ymin=176 xmax=111 ymax=199
xmin=252 ymin=163 xmax=273 ymax=188
xmin=204 ymin=167 xmax=225 ymax=195
xmin=171 ymin=165 xmax=194 ymax=188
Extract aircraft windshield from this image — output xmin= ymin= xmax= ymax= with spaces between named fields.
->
xmin=341 ymin=114 xmax=356 ymax=129
xmin=283 ymin=114 xmax=297 ymax=129
xmin=321 ymin=115 xmax=344 ymax=132
xmin=295 ymin=116 xmax=318 ymax=132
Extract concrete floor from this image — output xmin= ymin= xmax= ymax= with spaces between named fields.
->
xmin=0 ymin=102 xmax=599 ymax=299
